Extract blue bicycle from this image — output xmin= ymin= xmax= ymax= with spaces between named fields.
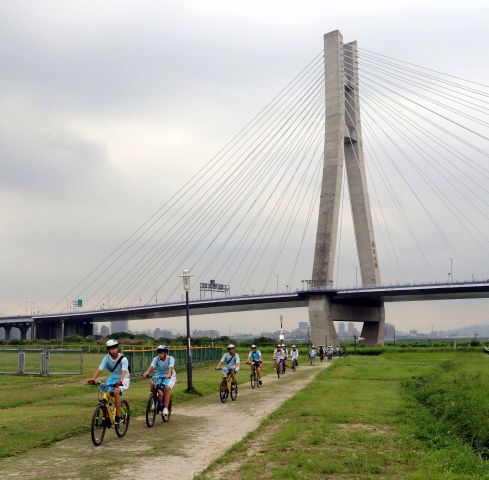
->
xmin=145 ymin=379 xmax=172 ymax=428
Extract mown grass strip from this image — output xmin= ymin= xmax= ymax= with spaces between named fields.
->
xmin=198 ymin=353 xmax=489 ymax=479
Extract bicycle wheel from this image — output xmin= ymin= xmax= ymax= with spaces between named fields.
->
xmin=219 ymin=381 xmax=228 ymax=403
xmin=250 ymin=370 xmax=256 ymax=389
xmin=115 ymin=400 xmax=130 ymax=438
xmin=145 ymin=394 xmax=157 ymax=428
xmin=90 ymin=405 xmax=107 ymax=446
xmin=162 ymin=398 xmax=172 ymax=423
xmin=230 ymin=381 xmax=238 ymax=401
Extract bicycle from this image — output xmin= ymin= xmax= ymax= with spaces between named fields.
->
xmin=216 ymin=368 xmax=238 ymax=402
xmin=145 ymin=378 xmax=172 ymax=428
xmin=275 ymin=360 xmax=284 ymax=379
xmin=291 ymin=358 xmax=298 ymax=372
xmin=247 ymin=361 xmax=261 ymax=389
xmin=89 ymin=381 xmax=130 ymax=446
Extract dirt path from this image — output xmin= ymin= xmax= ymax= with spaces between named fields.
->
xmin=1 ymin=362 xmax=332 ymax=479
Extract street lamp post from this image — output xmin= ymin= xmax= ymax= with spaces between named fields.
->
xmin=181 ymin=269 xmax=193 ymax=391
xmin=448 ymin=258 xmax=454 ymax=283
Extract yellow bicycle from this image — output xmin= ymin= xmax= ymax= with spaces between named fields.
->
xmin=216 ymin=368 xmax=238 ymax=403
xmin=90 ymin=381 xmax=130 ymax=446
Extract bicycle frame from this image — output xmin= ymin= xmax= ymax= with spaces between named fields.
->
xmin=98 ymin=385 xmax=117 ymax=425
xmin=222 ymin=374 xmax=232 ymax=392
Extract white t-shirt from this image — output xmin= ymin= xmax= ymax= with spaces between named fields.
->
xmin=290 ymin=349 xmax=299 ymax=359
xmin=273 ymin=348 xmax=285 ymax=360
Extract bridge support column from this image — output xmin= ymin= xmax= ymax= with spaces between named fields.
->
xmin=309 ymin=294 xmax=384 ymax=346
xmin=309 ymin=294 xmax=339 ymax=346
xmin=309 ymin=30 xmax=383 ymax=345
xmin=3 ymin=325 xmax=12 ymax=341
xmin=17 ymin=324 xmax=30 ymax=341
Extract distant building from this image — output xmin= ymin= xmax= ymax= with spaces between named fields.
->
xmin=384 ymin=323 xmax=396 ymax=339
xmin=338 ymin=322 xmax=347 ymax=337
xmin=192 ymin=329 xmax=220 ymax=338
xmin=153 ymin=328 xmax=173 ymax=339
xmin=299 ymin=321 xmax=309 ymax=331
xmin=100 ymin=325 xmax=110 ymax=337
xmin=111 ymin=320 xmax=129 ymax=334
xmin=92 ymin=324 xmax=99 ymax=335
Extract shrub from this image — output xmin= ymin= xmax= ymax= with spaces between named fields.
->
xmin=406 ymin=359 xmax=489 ymax=456
xmin=352 ymin=347 xmax=384 ymax=356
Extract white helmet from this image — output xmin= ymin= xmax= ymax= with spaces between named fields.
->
xmin=157 ymin=345 xmax=169 ymax=353
xmin=291 ymin=345 xmax=296 ymax=348
xmin=106 ymin=339 xmax=119 ymax=349
xmin=311 ymin=345 xmax=316 ymax=348
xmin=227 ymin=344 xmax=235 ymax=350
xmin=251 ymin=344 xmax=257 ymax=348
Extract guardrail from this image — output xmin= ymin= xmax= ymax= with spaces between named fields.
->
xmin=0 ymin=348 xmax=83 ymax=375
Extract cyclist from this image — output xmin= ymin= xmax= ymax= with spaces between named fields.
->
xmin=143 ymin=345 xmax=176 ymax=419
xmin=216 ymin=344 xmax=240 ymax=382
xmin=281 ymin=343 xmax=289 ymax=374
xmin=327 ymin=345 xmax=334 ymax=360
xmin=290 ymin=345 xmax=299 ymax=368
xmin=309 ymin=345 xmax=317 ymax=365
xmin=87 ymin=339 xmax=129 ymax=424
xmin=246 ymin=344 xmax=263 ymax=385
xmin=273 ymin=343 xmax=286 ymax=374
xmin=319 ymin=345 xmax=325 ymax=362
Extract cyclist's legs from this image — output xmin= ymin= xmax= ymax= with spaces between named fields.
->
xmin=229 ymin=366 xmax=236 ymax=381
xmin=114 ymin=386 xmax=122 ymax=416
xmin=256 ymin=362 xmax=262 ymax=379
xmin=164 ymin=385 xmax=171 ymax=408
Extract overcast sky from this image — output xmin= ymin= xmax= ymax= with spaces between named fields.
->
xmin=1 ymin=0 xmax=489 ymax=334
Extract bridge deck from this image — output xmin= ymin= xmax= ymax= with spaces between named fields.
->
xmin=1 ymin=281 xmax=488 ymax=326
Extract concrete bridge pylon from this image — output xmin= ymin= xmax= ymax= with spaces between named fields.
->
xmin=309 ymin=30 xmax=385 ymax=347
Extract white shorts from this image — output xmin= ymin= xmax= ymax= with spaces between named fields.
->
xmin=154 ymin=375 xmax=177 ymax=391
xmin=162 ymin=375 xmax=177 ymax=390
xmin=118 ymin=377 xmax=130 ymax=395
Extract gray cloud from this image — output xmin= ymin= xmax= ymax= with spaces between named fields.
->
xmin=1 ymin=0 xmax=489 ymax=332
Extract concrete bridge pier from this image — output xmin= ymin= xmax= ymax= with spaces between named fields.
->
xmin=309 ymin=294 xmax=339 ymax=347
xmin=3 ymin=325 xmax=12 ymax=341
xmin=309 ymin=293 xmax=385 ymax=346
xmin=17 ymin=324 xmax=30 ymax=340
xmin=309 ymin=30 xmax=383 ymax=346
xmin=35 ymin=320 xmax=93 ymax=340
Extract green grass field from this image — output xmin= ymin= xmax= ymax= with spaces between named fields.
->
xmin=0 ymin=347 xmax=276 ymax=458
xmin=198 ymin=352 xmax=489 ymax=479
xmin=5 ymin=348 xmax=489 ymax=478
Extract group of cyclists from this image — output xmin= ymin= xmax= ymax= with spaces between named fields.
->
xmin=308 ymin=344 xmax=343 ymax=364
xmin=87 ymin=339 xmax=342 ymax=427
xmin=88 ymin=340 xmax=176 ymax=422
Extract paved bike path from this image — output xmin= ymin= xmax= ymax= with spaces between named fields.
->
xmin=0 ymin=362 xmax=332 ymax=479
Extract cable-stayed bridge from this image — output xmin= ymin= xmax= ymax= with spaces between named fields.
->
xmin=2 ymin=30 xmax=489 ymax=345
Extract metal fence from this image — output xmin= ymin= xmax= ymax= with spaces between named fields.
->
xmin=0 ymin=348 xmax=83 ymax=375
xmin=124 ymin=346 xmax=222 ymax=375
